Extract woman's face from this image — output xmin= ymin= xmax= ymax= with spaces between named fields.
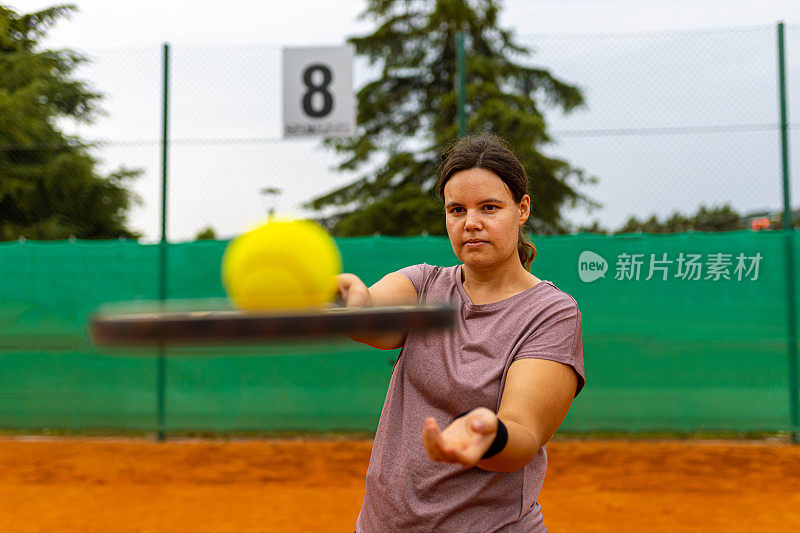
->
xmin=443 ymin=167 xmax=530 ymax=269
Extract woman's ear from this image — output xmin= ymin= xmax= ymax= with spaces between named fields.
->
xmin=518 ymin=194 xmax=531 ymax=224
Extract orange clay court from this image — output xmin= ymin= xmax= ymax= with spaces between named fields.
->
xmin=0 ymin=437 xmax=798 ymax=532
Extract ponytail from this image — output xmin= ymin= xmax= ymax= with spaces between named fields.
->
xmin=518 ymin=226 xmax=536 ymax=271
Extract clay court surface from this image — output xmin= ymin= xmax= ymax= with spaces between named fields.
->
xmin=0 ymin=437 xmax=798 ymax=532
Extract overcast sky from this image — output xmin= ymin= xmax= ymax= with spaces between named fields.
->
xmin=24 ymin=0 xmax=799 ymax=47
xmin=9 ymin=0 xmax=800 ymax=240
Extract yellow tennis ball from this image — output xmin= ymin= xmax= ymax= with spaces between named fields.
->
xmin=222 ymin=218 xmax=342 ymax=310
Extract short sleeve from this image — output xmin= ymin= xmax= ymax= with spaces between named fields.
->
xmin=396 ymin=263 xmax=435 ymax=302
xmin=514 ymin=296 xmax=585 ymax=397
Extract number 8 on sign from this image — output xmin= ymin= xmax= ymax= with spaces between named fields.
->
xmin=302 ymin=64 xmax=333 ymax=118
xmin=283 ymin=46 xmax=355 ymax=139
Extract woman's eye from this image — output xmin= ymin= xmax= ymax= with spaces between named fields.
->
xmin=448 ymin=206 xmax=497 ymax=214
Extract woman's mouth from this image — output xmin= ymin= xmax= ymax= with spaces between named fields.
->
xmin=465 ymin=240 xmax=487 ymax=248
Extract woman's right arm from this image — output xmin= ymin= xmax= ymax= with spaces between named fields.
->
xmin=336 ymin=272 xmax=417 ymax=350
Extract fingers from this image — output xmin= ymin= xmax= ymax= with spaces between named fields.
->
xmin=421 ymin=411 xmax=500 ymax=468
xmin=422 ymin=418 xmax=472 ymax=467
xmin=423 ymin=418 xmax=454 ymax=462
xmin=334 ymin=291 xmax=347 ymax=306
xmin=334 ymin=283 xmax=347 ymax=306
xmin=468 ymin=409 xmax=497 ymax=436
xmin=470 ymin=418 xmax=486 ymax=433
xmin=335 ymin=275 xmax=350 ymax=305
xmin=336 ymin=274 xmax=370 ymax=307
xmin=422 ymin=418 xmax=445 ymax=460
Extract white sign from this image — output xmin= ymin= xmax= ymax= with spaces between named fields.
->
xmin=283 ymin=46 xmax=355 ymax=138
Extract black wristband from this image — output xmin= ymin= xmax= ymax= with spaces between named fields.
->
xmin=452 ymin=410 xmax=472 ymax=422
xmin=481 ymin=418 xmax=508 ymax=460
xmin=451 ymin=410 xmax=509 ymax=460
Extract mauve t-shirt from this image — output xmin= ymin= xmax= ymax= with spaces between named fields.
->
xmin=355 ymin=263 xmax=585 ymax=532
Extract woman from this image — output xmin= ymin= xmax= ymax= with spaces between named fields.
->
xmin=337 ymin=133 xmax=585 ymax=532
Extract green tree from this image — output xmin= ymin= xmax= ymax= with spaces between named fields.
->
xmin=692 ymin=204 xmax=744 ymax=232
xmin=662 ymin=211 xmax=692 ymax=233
xmin=0 ymin=4 xmax=141 ymax=240
xmin=615 ymin=215 xmax=645 ymax=235
xmin=614 ymin=204 xmax=746 ymax=234
xmin=576 ymin=220 xmax=607 ymax=234
xmin=194 ymin=225 xmax=217 ymax=240
xmin=303 ymin=0 xmax=596 ymax=236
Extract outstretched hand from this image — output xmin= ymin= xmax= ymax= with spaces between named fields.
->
xmin=336 ymin=274 xmax=372 ymax=307
xmin=422 ymin=407 xmax=498 ymax=468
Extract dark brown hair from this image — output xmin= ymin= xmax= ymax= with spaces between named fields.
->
xmin=436 ymin=133 xmax=537 ymax=270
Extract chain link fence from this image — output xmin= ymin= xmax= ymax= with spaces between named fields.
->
xmin=5 ymin=25 xmax=796 ymax=242
xmin=57 ymin=45 xmax=347 ymax=241
xmin=1 ymin=23 xmax=799 ymax=435
xmin=518 ymin=25 xmax=799 ymax=233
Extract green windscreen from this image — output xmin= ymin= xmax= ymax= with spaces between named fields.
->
xmin=0 ymin=231 xmax=795 ymax=433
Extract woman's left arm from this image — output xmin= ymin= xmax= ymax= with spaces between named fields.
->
xmin=422 ymin=358 xmax=578 ymax=471
xmin=477 ymin=358 xmax=578 ymax=472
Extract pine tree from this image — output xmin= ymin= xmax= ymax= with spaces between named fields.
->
xmin=613 ymin=204 xmax=746 ymax=234
xmin=0 ymin=4 xmax=141 ymax=240
xmin=303 ymin=0 xmax=596 ymax=236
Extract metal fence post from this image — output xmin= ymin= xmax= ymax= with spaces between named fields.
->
xmin=777 ymin=22 xmax=799 ymax=443
xmin=157 ymin=42 xmax=171 ymax=442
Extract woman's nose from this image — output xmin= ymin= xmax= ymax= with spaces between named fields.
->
xmin=464 ymin=210 xmax=482 ymax=230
